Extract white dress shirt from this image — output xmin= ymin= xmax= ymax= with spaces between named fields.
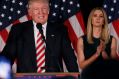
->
xmin=33 ymin=21 xmax=47 ymax=47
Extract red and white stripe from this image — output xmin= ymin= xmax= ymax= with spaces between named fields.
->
xmin=64 ymin=12 xmax=85 ymax=52
xmin=0 ymin=15 xmax=30 ymax=52
xmin=108 ymin=19 xmax=119 ymax=56
xmin=36 ymin=32 xmax=45 ymax=73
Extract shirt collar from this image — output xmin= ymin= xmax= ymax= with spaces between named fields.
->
xmin=33 ymin=21 xmax=47 ymax=31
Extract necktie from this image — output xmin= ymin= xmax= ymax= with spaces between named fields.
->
xmin=36 ymin=23 xmax=45 ymax=73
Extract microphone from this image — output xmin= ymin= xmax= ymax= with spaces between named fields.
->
xmin=36 ymin=23 xmax=46 ymax=42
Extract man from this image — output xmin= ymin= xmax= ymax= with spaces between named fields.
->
xmin=1 ymin=0 xmax=79 ymax=73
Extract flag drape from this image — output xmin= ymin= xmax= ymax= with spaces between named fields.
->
xmin=103 ymin=0 xmax=119 ymax=55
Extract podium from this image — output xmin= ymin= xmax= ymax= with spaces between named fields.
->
xmin=15 ymin=73 xmax=80 ymax=79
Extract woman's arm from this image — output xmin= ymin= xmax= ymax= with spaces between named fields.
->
xmin=110 ymin=37 xmax=118 ymax=59
xmin=77 ymin=37 xmax=101 ymax=70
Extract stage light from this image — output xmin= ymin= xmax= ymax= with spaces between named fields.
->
xmin=0 ymin=56 xmax=13 ymax=79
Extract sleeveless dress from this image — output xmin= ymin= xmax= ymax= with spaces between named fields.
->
xmin=80 ymin=35 xmax=119 ymax=79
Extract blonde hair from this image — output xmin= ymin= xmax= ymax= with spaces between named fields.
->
xmin=87 ymin=7 xmax=110 ymax=44
xmin=28 ymin=0 xmax=49 ymax=9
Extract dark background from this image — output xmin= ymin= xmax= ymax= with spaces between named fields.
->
xmin=79 ymin=0 xmax=103 ymax=25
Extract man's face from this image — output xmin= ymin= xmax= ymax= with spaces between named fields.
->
xmin=28 ymin=2 xmax=49 ymax=24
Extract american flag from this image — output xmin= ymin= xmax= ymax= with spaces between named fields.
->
xmin=0 ymin=0 xmax=29 ymax=52
xmin=48 ymin=0 xmax=85 ymax=52
xmin=0 ymin=0 xmax=85 ymax=53
xmin=0 ymin=0 xmax=85 ymax=72
xmin=103 ymin=0 xmax=119 ymax=55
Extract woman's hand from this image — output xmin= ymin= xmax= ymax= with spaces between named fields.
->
xmin=102 ymin=51 xmax=110 ymax=59
xmin=96 ymin=40 xmax=105 ymax=56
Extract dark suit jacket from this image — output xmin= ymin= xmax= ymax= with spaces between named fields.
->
xmin=1 ymin=20 xmax=79 ymax=73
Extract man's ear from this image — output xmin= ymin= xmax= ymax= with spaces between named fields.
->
xmin=28 ymin=9 xmax=32 ymax=16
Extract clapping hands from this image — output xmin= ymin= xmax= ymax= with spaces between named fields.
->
xmin=96 ymin=40 xmax=105 ymax=57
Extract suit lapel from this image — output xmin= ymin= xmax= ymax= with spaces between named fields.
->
xmin=23 ymin=21 xmax=37 ymax=70
xmin=46 ymin=22 xmax=56 ymax=43
xmin=46 ymin=22 xmax=56 ymax=54
xmin=45 ymin=22 xmax=57 ymax=68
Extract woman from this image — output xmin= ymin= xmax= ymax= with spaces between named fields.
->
xmin=77 ymin=7 xmax=118 ymax=79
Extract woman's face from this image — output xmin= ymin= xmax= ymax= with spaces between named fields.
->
xmin=92 ymin=10 xmax=104 ymax=27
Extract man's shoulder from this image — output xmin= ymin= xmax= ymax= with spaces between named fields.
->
xmin=13 ymin=20 xmax=32 ymax=27
xmin=9 ymin=20 xmax=32 ymax=34
xmin=48 ymin=21 xmax=64 ymax=27
xmin=48 ymin=21 xmax=66 ymax=29
xmin=11 ymin=20 xmax=32 ymax=30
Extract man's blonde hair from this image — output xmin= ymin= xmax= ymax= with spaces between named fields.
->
xmin=28 ymin=0 xmax=49 ymax=9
